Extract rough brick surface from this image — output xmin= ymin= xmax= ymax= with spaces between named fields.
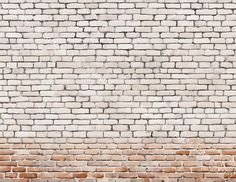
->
xmin=1 ymin=0 xmax=236 ymax=181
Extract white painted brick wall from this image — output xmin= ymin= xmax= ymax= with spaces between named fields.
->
xmin=0 ymin=0 xmax=235 ymax=141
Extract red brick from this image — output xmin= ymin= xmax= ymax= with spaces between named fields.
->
xmin=0 ymin=150 xmax=15 ymax=155
xmin=12 ymin=144 xmax=25 ymax=149
xmin=26 ymin=144 xmax=40 ymax=149
xmin=13 ymin=167 xmax=26 ymax=172
xmin=73 ymin=172 xmax=88 ymax=178
xmin=0 ymin=141 xmax=235 ymax=181
xmin=0 ymin=156 xmax=10 ymax=161
xmin=0 ymin=161 xmax=17 ymax=166
xmin=66 ymin=155 xmax=76 ymax=161
xmin=0 ymin=144 xmax=11 ymax=148
xmin=19 ymin=173 xmax=37 ymax=178
xmin=205 ymin=173 xmax=224 ymax=178
xmin=223 ymin=150 xmax=236 ymax=155
xmin=0 ymin=167 xmax=11 ymax=172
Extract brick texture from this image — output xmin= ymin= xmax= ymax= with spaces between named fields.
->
xmin=1 ymin=0 xmax=236 ymax=181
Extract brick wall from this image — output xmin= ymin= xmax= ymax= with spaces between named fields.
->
xmin=1 ymin=0 xmax=236 ymax=181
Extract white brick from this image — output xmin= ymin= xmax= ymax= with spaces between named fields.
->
xmin=0 ymin=0 xmax=235 ymax=153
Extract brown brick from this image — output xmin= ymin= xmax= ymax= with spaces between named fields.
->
xmin=55 ymin=173 xmax=73 ymax=179
xmin=225 ymin=162 xmax=236 ymax=167
xmin=161 ymin=168 xmax=176 ymax=173
xmin=91 ymin=173 xmax=104 ymax=178
xmin=119 ymin=172 xmax=137 ymax=178
xmin=76 ymin=155 xmax=92 ymax=161
xmin=176 ymin=150 xmax=190 ymax=155
xmin=105 ymin=173 xmax=119 ymax=178
xmin=128 ymin=155 xmax=145 ymax=161
xmin=205 ymin=150 xmax=221 ymax=155
xmin=138 ymin=173 xmax=155 ymax=178
xmin=114 ymin=167 xmax=129 ymax=172
xmin=51 ymin=155 xmax=66 ymax=161
xmin=38 ymin=173 xmax=55 ymax=178
xmin=224 ymin=173 xmax=236 ymax=178
xmin=5 ymin=173 xmax=17 ymax=178
xmin=96 ymin=167 xmax=113 ymax=172
xmin=28 ymin=167 xmax=48 ymax=172
xmin=18 ymin=161 xmax=38 ymax=167
xmin=146 ymin=156 xmax=165 ymax=161
xmin=183 ymin=173 xmax=204 ymax=178
xmin=192 ymin=167 xmax=209 ymax=172
xmin=144 ymin=144 xmax=162 ymax=149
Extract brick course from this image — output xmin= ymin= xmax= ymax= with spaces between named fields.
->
xmin=1 ymin=0 xmax=236 ymax=181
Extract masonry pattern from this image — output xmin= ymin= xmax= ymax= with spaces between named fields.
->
xmin=1 ymin=0 xmax=236 ymax=181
